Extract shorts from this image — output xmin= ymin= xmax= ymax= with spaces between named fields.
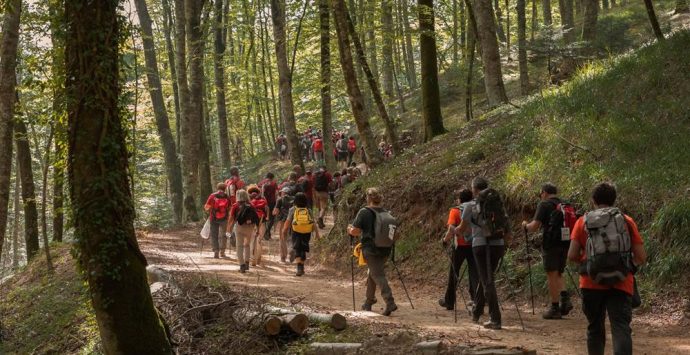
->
xmin=337 ymin=151 xmax=348 ymax=161
xmin=543 ymin=246 xmax=568 ymax=273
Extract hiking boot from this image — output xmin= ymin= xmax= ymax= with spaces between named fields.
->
xmin=281 ymin=257 xmax=287 ymax=263
xmin=438 ymin=299 xmax=453 ymax=310
xmin=560 ymin=292 xmax=574 ymax=316
xmin=543 ymin=304 xmax=562 ymax=319
xmin=471 ymin=305 xmax=484 ymax=323
xmin=220 ymin=251 xmax=226 ymax=258
xmin=296 ymin=264 xmax=304 ymax=276
xmin=213 ymin=251 xmax=219 ymax=259
xmin=245 ymin=263 xmax=250 ymax=271
xmin=289 ymin=249 xmax=296 ymax=263
xmin=483 ymin=321 xmax=502 ymax=330
xmin=239 ymin=264 xmax=246 ymax=273
xmin=382 ymin=303 xmax=398 ymax=316
xmin=318 ymin=217 xmax=325 ymax=229
xmin=361 ymin=300 xmax=377 ymax=311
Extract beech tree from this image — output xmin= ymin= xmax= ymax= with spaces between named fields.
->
xmin=472 ymin=0 xmax=509 ymax=106
xmin=418 ymin=0 xmax=447 ymax=140
xmin=319 ymin=0 xmax=336 ymax=170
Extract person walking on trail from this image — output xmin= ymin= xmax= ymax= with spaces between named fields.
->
xmin=283 ymin=192 xmax=320 ymax=276
xmin=313 ymin=166 xmax=332 ymax=229
xmin=313 ymin=135 xmax=325 ymax=166
xmin=204 ymin=183 xmax=232 ymax=259
xmin=336 ymin=133 xmax=349 ymax=169
xmin=439 ymin=189 xmax=479 ymax=311
xmin=454 ymin=177 xmax=512 ymax=330
xmin=224 ymin=166 xmax=246 ymax=205
xmin=522 ymin=183 xmax=574 ymax=319
xmin=347 ymin=188 xmax=399 ymax=316
xmin=248 ymin=185 xmax=269 ymax=266
xmin=568 ymin=182 xmax=646 ymax=355
xmin=298 ymin=169 xmax=315 ymax=210
xmin=259 ymin=172 xmax=278 ymax=239
xmin=347 ymin=136 xmax=356 ymax=166
xmin=226 ymin=190 xmax=260 ymax=273
xmin=273 ymin=187 xmax=295 ymax=263
xmin=276 ymin=133 xmax=288 ymax=160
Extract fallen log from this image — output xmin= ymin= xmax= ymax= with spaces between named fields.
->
xmin=266 ymin=306 xmax=347 ymax=330
xmin=281 ymin=313 xmax=309 ymax=335
xmin=310 ymin=342 xmax=362 ymax=354
xmin=244 ymin=311 xmax=283 ymax=336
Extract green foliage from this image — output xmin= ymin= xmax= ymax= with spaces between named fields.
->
xmin=643 ymin=198 xmax=690 ymax=285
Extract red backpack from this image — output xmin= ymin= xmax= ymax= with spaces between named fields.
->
xmin=313 ymin=139 xmax=324 ymax=152
xmin=546 ymin=199 xmax=577 ymax=247
xmin=212 ymin=193 xmax=231 ymax=221
xmin=347 ymin=139 xmax=356 ymax=153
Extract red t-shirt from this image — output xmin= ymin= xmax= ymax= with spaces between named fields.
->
xmin=571 ymin=214 xmax=643 ymax=295
xmin=224 ymin=176 xmax=245 ymax=204
xmin=250 ymin=198 xmax=268 ymax=220
xmin=447 ymin=207 xmax=470 ymax=247
xmin=299 ymin=175 xmax=313 ymax=200
xmin=313 ymin=139 xmax=324 ymax=152
xmin=258 ymin=178 xmax=277 ymax=205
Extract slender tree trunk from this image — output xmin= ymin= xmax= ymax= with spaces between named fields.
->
xmin=543 ymin=0 xmax=552 ymax=26
xmin=65 ymin=1 xmax=173 ymax=352
xmin=366 ymin=0 xmax=380 ymax=82
xmin=465 ymin=32 xmax=476 ymax=121
xmin=332 ymin=0 xmax=383 ymax=167
xmin=259 ymin=7 xmax=277 ymax=145
xmin=643 ymin=0 xmax=664 ymax=41
xmin=400 ymin=0 xmax=418 ymax=89
xmin=12 ymin=158 xmax=20 ymax=268
xmin=518 ymin=0 xmax=530 ymax=94
xmin=495 ymin=0 xmax=507 ymax=42
xmin=581 ymin=0 xmax=599 ymax=41
xmin=52 ymin=135 xmax=64 ymax=241
xmin=473 ymin=0 xmax=509 ymax=106
xmin=271 ymin=0 xmax=303 ymax=169
xmin=505 ymin=0 xmax=511 ymax=51
xmin=381 ymin=0 xmax=396 ymax=100
xmin=418 ymin=0 xmax=447 ymax=141
xmin=559 ymin=0 xmax=576 ymax=43
xmin=49 ymin=0 xmax=66 ymax=243
xmin=134 ymin=0 xmax=185 ymax=225
xmin=161 ymin=0 xmax=182 ymax=150
xmin=531 ymin=0 xmax=537 ymax=41
xmin=213 ymin=0 xmax=231 ymax=175
xmin=452 ymin=0 xmax=460 ymax=64
xmin=319 ymin=0 xmax=336 ymax=171
xmin=39 ymin=127 xmax=54 ymax=271
xmin=0 ymin=0 xmax=22 ymax=264
xmin=15 ymin=119 xmax=40 ymax=262
xmin=675 ymin=0 xmax=690 ymax=14
xmin=602 ymin=0 xmax=609 ymax=10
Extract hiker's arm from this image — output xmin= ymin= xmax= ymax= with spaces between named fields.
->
xmin=347 ymin=225 xmax=362 ymax=237
xmin=226 ymin=216 xmax=235 ymax=229
xmin=568 ymin=239 xmax=582 ymax=263
xmin=443 ymin=225 xmax=455 ymax=243
xmin=454 ymin=219 xmax=470 ymax=236
xmin=632 ymin=243 xmax=647 ymax=266
xmin=522 ymin=220 xmax=541 ymax=233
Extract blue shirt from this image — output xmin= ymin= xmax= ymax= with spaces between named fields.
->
xmin=461 ymin=200 xmax=505 ymax=247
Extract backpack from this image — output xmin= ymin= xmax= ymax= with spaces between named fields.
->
xmin=337 ymin=138 xmax=348 ymax=153
xmin=474 ymin=188 xmax=509 ymax=240
xmin=545 ymin=199 xmax=577 ymax=248
xmin=211 ymin=193 xmax=231 ymax=221
xmin=292 ymin=208 xmax=314 ymax=234
xmin=454 ymin=203 xmax=473 ymax=244
xmin=236 ymin=203 xmax=259 ymax=226
xmin=347 ymin=139 xmax=356 ymax=153
xmin=314 ymin=171 xmax=329 ymax=192
xmin=365 ymin=207 xmax=400 ymax=248
xmin=583 ymin=207 xmax=633 ymax=286
xmin=313 ymin=139 xmax=323 ymax=152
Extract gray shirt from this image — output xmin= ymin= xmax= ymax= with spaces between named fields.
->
xmin=461 ymin=200 xmax=505 ymax=247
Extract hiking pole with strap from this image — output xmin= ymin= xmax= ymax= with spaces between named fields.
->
xmin=391 ymin=245 xmax=414 ymax=309
xmin=350 ymin=236 xmax=356 ymax=312
xmin=524 ymin=227 xmax=535 ymax=315
xmin=499 ymin=256 xmax=525 ymax=331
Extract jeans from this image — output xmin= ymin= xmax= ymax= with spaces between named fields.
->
xmin=444 ymin=246 xmax=480 ymax=308
xmin=234 ymin=223 xmax=255 ymax=265
xmin=210 ymin=220 xmax=228 ymax=253
xmin=581 ymin=288 xmax=633 ymax=355
xmin=472 ymin=245 xmax=505 ymax=323
xmin=364 ymin=250 xmax=395 ymax=306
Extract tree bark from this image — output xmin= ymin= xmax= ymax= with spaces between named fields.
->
xmin=558 ymin=0 xmax=576 ymax=43
xmin=400 ymin=0 xmax=418 ymax=89
xmin=271 ymin=0 xmax=304 ymax=170
xmin=366 ymin=0 xmax=380 ymax=83
xmin=65 ymin=1 xmax=173 ymax=352
xmin=531 ymin=0 xmax=537 ymax=41
xmin=543 ymin=0 xmax=553 ymax=26
xmin=332 ymin=0 xmax=383 ymax=167
xmin=453 ymin=0 xmax=460 ymax=64
xmin=12 ymin=157 xmax=20 ymax=268
xmin=418 ymin=0 xmax=447 ymax=141
xmin=0 ymin=0 xmax=22 ymax=265
xmin=134 ymin=0 xmax=185 ymax=225
xmin=495 ymin=0 xmax=507 ymax=42
xmin=472 ymin=0 xmax=509 ymax=106
xmin=381 ymin=0 xmax=396 ymax=100
xmin=15 ymin=119 xmax=40 ymax=262
xmin=643 ymin=0 xmax=664 ymax=41
xmin=319 ymin=0 xmax=336 ymax=171
xmin=213 ymin=0 xmax=232 ymax=175
xmin=161 ymin=0 xmax=182 ymax=150
xmin=675 ymin=0 xmax=690 ymax=14
xmin=49 ymin=0 xmax=66 ymax=243
xmin=581 ymin=0 xmax=599 ymax=41
xmin=39 ymin=127 xmax=54 ymax=271
xmin=517 ymin=0 xmax=530 ymax=94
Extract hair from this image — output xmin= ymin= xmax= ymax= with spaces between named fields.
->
xmin=293 ymin=165 xmax=303 ymax=175
xmin=294 ymin=192 xmax=308 ymax=207
xmin=216 ymin=183 xmax=227 ymax=191
xmin=333 ymin=172 xmax=341 ymax=177
xmin=289 ymin=172 xmax=298 ymax=181
xmin=366 ymin=187 xmax=383 ymax=205
xmin=471 ymin=177 xmax=489 ymax=191
xmin=229 ymin=166 xmax=239 ymax=177
xmin=454 ymin=188 xmax=473 ymax=203
xmin=236 ymin=189 xmax=250 ymax=203
xmin=247 ymin=185 xmax=260 ymax=195
xmin=266 ymin=172 xmax=274 ymax=179
xmin=341 ymin=169 xmax=348 ymax=175
xmin=349 ymin=136 xmax=354 ymax=140
xmin=592 ymin=182 xmax=617 ymax=206
xmin=541 ymin=182 xmax=558 ymax=195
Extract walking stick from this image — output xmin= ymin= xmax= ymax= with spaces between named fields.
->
xmin=391 ymin=245 xmax=414 ymax=309
xmin=350 ymin=236 xmax=356 ymax=312
xmin=445 ymin=244 xmax=471 ymax=320
xmin=524 ymin=227 xmax=535 ymax=315
xmin=499 ymin=256 xmax=525 ymax=331
xmin=564 ymin=265 xmax=581 ymax=298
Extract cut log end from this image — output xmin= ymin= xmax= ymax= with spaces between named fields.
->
xmin=282 ymin=313 xmax=309 ymax=335
xmin=264 ymin=315 xmax=282 ymax=336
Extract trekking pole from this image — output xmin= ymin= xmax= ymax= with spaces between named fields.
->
xmin=350 ymin=236 xmax=356 ymax=312
xmin=524 ymin=227 xmax=535 ymax=315
xmin=391 ymin=243 xmax=414 ymax=309
xmin=445 ymin=244 xmax=471 ymax=319
xmin=499 ymin=256 xmax=525 ymax=331
xmin=564 ymin=265 xmax=581 ymax=298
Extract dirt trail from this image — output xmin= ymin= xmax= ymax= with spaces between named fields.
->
xmin=139 ymin=216 xmax=690 ymax=354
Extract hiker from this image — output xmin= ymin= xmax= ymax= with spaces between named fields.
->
xmin=259 ymin=172 xmax=278 ymax=239
xmin=439 ymin=189 xmax=479 ymax=311
xmin=313 ymin=135 xmax=325 ymax=166
xmin=347 ymin=187 xmax=399 ymax=316
xmin=336 ymin=133 xmax=349 ymax=169
xmin=274 ymin=187 xmax=295 ymax=263
xmin=226 ymin=189 xmax=260 ymax=273
xmin=203 ymin=183 xmax=231 ymax=259
xmin=522 ymin=183 xmax=574 ymax=319
xmin=224 ymin=166 xmax=246 ymax=205
xmin=568 ymin=182 xmax=646 ymax=355
xmin=276 ymin=133 xmax=288 ymax=160
xmin=347 ymin=136 xmax=356 ymax=166
xmin=313 ymin=166 xmax=332 ymax=229
xmin=248 ymin=185 xmax=269 ymax=266
xmin=298 ymin=169 xmax=314 ymax=210
xmin=283 ymin=192 xmax=320 ymax=276
xmin=454 ymin=177 xmax=512 ymax=330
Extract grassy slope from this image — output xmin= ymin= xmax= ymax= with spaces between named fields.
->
xmin=317 ymin=30 xmax=690 ymax=296
xmin=0 ymin=245 xmax=101 ymax=354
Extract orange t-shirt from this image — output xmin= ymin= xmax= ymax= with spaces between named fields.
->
xmin=571 ymin=214 xmax=643 ymax=295
xmin=447 ymin=207 xmax=471 ymax=247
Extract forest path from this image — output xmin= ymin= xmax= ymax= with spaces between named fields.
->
xmin=139 ymin=216 xmax=690 ymax=354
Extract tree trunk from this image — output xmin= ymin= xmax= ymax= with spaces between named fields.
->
xmin=15 ymin=119 xmax=40 ymax=262
xmin=602 ymin=0 xmax=609 ymax=10
xmin=559 ymin=0 xmax=576 ymax=43
xmin=418 ymin=0 xmax=447 ymax=141
xmin=517 ymin=0 xmax=530 ymax=94
xmin=65 ymin=1 xmax=173 ymax=352
xmin=332 ymin=0 xmax=383 ymax=167
xmin=453 ymin=0 xmax=460 ymax=64
xmin=472 ymin=0 xmax=509 ymax=106
xmin=381 ymin=0 xmax=396 ymax=100
xmin=400 ymin=0 xmax=418 ymax=89
xmin=161 ymin=0 xmax=182 ymax=150
xmin=531 ymin=0 xmax=537 ymax=41
xmin=495 ymin=0 xmax=507 ymax=42
xmin=675 ymin=0 xmax=690 ymax=14
xmin=319 ymin=0 xmax=336 ymax=171
xmin=134 ymin=0 xmax=185 ymax=225
xmin=543 ymin=0 xmax=553 ymax=26
xmin=271 ymin=0 xmax=303 ymax=170
xmin=505 ymin=0 xmax=511 ymax=51
xmin=347 ymin=13 xmax=400 ymax=153
xmin=49 ymin=0 xmax=66 ymax=243
xmin=465 ymin=30 xmax=476 ymax=121
xmin=366 ymin=0 xmax=380 ymax=83
xmin=12 ymin=157 xmax=20 ymax=268
xmin=0 ymin=0 xmax=22 ymax=265
xmin=643 ymin=0 xmax=664 ymax=41
xmin=581 ymin=0 xmax=599 ymax=41
xmin=52 ymin=135 xmax=65 ymax=242
xmin=39 ymin=127 xmax=54 ymax=271
xmin=213 ymin=0 xmax=231 ymax=175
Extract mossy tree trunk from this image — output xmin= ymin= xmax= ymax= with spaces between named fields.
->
xmin=472 ymin=0 xmax=509 ymax=106
xmin=65 ymin=0 xmax=172 ymax=352
xmin=15 ymin=119 xmax=40 ymax=262
xmin=381 ymin=0 xmax=395 ymax=101
xmin=643 ymin=0 xmax=664 ymax=41
xmin=319 ymin=0 xmax=337 ymax=171
xmin=400 ymin=0 xmax=418 ymax=89
xmin=559 ymin=0 xmax=576 ymax=43
xmin=518 ymin=0 xmax=530 ymax=94
xmin=418 ymin=0 xmax=447 ymax=141
xmin=543 ymin=0 xmax=553 ymax=26
xmin=213 ymin=0 xmax=232 ymax=175
xmin=581 ymin=0 xmax=599 ymax=41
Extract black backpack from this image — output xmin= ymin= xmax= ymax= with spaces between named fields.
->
xmin=475 ymin=188 xmax=510 ymax=240
xmin=314 ymin=171 xmax=329 ymax=192
xmin=235 ymin=203 xmax=259 ymax=226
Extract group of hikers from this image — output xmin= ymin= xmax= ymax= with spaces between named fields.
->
xmin=203 ymin=166 xmax=645 ymax=354
xmin=274 ymin=127 xmax=361 ymax=168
